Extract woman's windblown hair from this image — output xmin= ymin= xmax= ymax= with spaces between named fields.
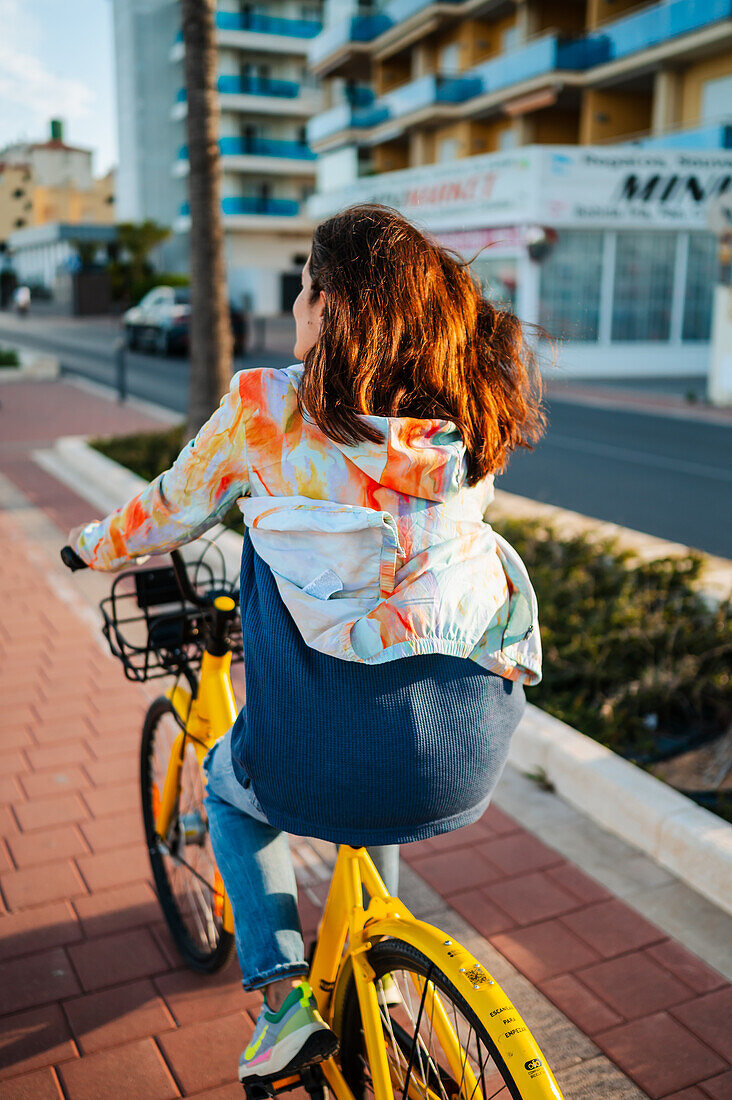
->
xmin=299 ymin=204 xmax=546 ymax=486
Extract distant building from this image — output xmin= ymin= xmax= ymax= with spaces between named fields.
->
xmin=307 ymin=0 xmax=732 ymax=377
xmin=0 ymin=121 xmax=115 ymax=247
xmin=112 ymin=0 xmax=324 ymax=314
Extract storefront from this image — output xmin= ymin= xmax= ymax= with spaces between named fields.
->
xmin=308 ymin=146 xmax=732 ymax=378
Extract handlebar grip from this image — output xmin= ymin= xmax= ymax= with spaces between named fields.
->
xmin=60 ymin=545 xmax=88 ymax=572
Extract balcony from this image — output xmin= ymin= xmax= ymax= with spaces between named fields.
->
xmin=179 ymin=138 xmax=316 ymax=161
xmin=215 ymin=11 xmax=321 ymax=38
xmin=625 ymin=121 xmax=732 ymax=150
xmin=309 ymin=13 xmax=392 ymax=71
xmin=307 ymin=103 xmax=390 ymax=145
xmin=471 ymin=34 xmax=609 ymax=96
xmin=217 ymin=74 xmax=300 ymax=99
xmin=381 ymin=73 xmax=482 ymax=119
xmin=595 ymin=0 xmax=732 ymax=61
xmin=179 ymin=197 xmax=301 ymax=216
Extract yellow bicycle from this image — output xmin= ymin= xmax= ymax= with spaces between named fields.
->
xmin=62 ymin=541 xmax=563 ymax=1100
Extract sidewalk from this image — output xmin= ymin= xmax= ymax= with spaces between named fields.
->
xmin=1 ymin=379 xmax=731 ymax=1099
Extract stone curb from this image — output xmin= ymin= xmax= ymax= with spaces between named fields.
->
xmin=0 ymin=340 xmax=59 ymax=382
xmin=38 ymin=434 xmax=732 ymax=917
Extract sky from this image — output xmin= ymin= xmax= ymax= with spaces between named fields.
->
xmin=0 ymin=0 xmax=117 ymax=175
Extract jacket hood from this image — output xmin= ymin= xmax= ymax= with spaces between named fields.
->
xmin=285 ymin=364 xmax=470 ymax=503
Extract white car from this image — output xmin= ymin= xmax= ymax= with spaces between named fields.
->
xmin=122 ymin=286 xmax=191 ymax=356
xmin=123 ymin=285 xmax=246 ymax=356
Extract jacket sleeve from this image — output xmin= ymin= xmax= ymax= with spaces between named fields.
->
xmin=75 ymin=372 xmax=250 ymax=571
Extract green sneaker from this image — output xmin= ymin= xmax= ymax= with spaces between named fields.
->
xmin=239 ymin=980 xmax=338 ymax=1082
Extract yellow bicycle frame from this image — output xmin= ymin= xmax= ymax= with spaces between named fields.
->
xmin=154 ymin=649 xmax=562 ymax=1100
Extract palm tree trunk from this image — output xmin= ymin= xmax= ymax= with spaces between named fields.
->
xmin=181 ymin=0 xmax=232 ymax=438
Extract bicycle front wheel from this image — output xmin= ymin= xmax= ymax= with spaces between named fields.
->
xmin=336 ymin=938 xmax=548 ymax=1100
xmin=141 ymin=697 xmax=234 ymax=973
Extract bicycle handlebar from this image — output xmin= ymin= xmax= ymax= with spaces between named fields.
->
xmin=60 ymin=545 xmax=88 ymax=571
xmin=169 ymin=549 xmax=209 ymax=608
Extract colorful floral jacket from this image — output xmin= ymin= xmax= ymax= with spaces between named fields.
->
xmin=76 ymin=366 xmax=542 ymax=684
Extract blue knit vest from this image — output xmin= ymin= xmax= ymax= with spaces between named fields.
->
xmin=230 ymin=531 xmax=525 ymax=845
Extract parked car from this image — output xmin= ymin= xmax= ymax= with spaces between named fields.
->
xmin=123 ymin=286 xmax=247 ymax=357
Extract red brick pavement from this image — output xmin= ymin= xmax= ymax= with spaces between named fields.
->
xmin=0 ymin=382 xmax=731 ymax=1097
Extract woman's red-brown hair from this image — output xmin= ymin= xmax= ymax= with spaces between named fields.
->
xmin=299 ymin=204 xmax=546 ymax=486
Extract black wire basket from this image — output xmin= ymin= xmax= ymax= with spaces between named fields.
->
xmin=100 ymin=547 xmax=243 ymax=683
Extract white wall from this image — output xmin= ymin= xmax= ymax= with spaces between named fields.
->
xmin=225 ymin=229 xmax=311 ymax=313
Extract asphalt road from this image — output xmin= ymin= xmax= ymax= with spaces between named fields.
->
xmin=2 ymin=314 xmax=730 ymax=558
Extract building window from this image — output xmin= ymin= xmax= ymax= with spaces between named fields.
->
xmin=611 ymin=231 xmax=675 ymax=342
xmin=701 ymin=74 xmax=732 ymax=124
xmin=683 ymin=233 xmax=718 ymax=342
xmin=438 ymin=43 xmax=460 ymax=76
xmin=13 ymin=188 xmax=24 ymax=198
xmin=14 ymin=218 xmax=26 ymax=228
xmin=539 ymin=230 xmax=603 ymax=341
xmin=471 ymin=257 xmax=518 ymax=314
xmin=437 ymin=137 xmax=460 ymax=163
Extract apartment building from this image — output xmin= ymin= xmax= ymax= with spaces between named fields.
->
xmin=307 ymin=0 xmax=732 ymax=377
xmin=113 ymin=0 xmax=324 ymax=314
xmin=0 ymin=122 xmax=115 ymax=248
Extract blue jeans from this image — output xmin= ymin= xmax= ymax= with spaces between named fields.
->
xmin=203 ymin=728 xmax=400 ymax=991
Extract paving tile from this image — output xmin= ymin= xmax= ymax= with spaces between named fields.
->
xmin=67 ymin=928 xmax=169 ymax=993
xmin=481 ymin=805 xmax=521 ymax=836
xmin=1 ymin=860 xmax=87 ymax=910
xmin=671 ymin=988 xmax=732 ymax=1063
xmin=57 ymin=1037 xmax=180 ymax=1100
xmin=701 ymin=1070 xmax=732 ymax=1098
xmin=74 ymin=843 xmax=150 ymax=892
xmin=0 ymin=774 xmax=23 ymax=805
xmin=6 ymin=824 xmax=88 ymax=869
xmin=561 ymin=897 xmax=666 ymax=960
xmin=647 ymin=941 xmax=728 ymax=996
xmin=78 ymin=810 xmax=144 ymax=853
xmin=156 ymin=1011 xmax=252 ymax=1094
xmin=188 ymin=1085 xmax=249 ymax=1100
xmin=0 ymin=947 xmax=80 ymax=1015
xmin=540 ymin=972 xmax=624 ymax=1036
xmin=554 ymin=1054 xmax=648 ymax=1099
xmin=25 ymin=742 xmax=92 ymax=771
xmin=154 ymin=965 xmax=259 ymax=1027
xmin=664 ymin=1090 xmax=709 ymax=1099
xmin=579 ymin=950 xmax=695 ymax=1020
xmin=63 ymin=979 xmax=175 ymax=1054
xmin=0 ymin=839 xmax=12 ymax=874
xmin=28 ymin=719 xmax=90 ymax=746
xmin=544 ymin=862 xmax=612 ymax=906
xmin=596 ymin=1012 xmax=726 ymax=1099
xmin=0 ymin=1066 xmax=64 ymax=1098
xmin=83 ymin=754 xmax=138 ymax=786
xmin=0 ymin=1003 xmax=76 ymax=1079
xmin=81 ymin=783 xmax=140 ymax=819
xmin=0 ymin=901 xmax=82 ymax=962
xmin=73 ymin=881 xmax=159 ymax=938
xmin=486 ymin=870 xmax=579 ymax=927
xmin=0 ymin=750 xmax=29 ymax=776
xmin=0 ymin=724 xmax=33 ymax=750
xmin=492 ymin=919 xmax=600 ymax=983
xmin=0 ymin=805 xmax=20 ymax=836
xmin=18 ymin=766 xmax=89 ymax=800
xmin=447 ymin=884 xmax=517 ymax=938
xmin=477 ymin=832 xmax=563 ymax=877
xmin=83 ymin=733 xmax=139 ymax=759
xmin=13 ymin=793 xmax=88 ymax=832
xmin=413 ymin=847 xmax=502 ymax=896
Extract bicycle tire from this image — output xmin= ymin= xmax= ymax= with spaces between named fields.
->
xmin=334 ymin=938 xmax=531 ymax=1100
xmin=140 ymin=697 xmax=234 ymax=973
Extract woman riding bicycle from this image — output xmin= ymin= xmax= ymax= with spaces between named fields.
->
xmin=69 ymin=204 xmax=546 ymax=1086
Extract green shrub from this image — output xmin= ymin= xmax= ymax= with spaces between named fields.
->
xmin=0 ymin=346 xmax=20 ymax=368
xmin=90 ymin=429 xmax=732 ymax=760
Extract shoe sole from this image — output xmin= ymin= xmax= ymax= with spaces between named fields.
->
xmin=239 ymin=1029 xmax=339 ymax=1084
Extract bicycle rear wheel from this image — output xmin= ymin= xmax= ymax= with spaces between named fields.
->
xmin=141 ymin=697 xmax=234 ymax=973
xmin=336 ymin=939 xmax=535 ymax=1100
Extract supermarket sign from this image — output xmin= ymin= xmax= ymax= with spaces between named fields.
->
xmin=309 ymin=146 xmax=732 ymax=231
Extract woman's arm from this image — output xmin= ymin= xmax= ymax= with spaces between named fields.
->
xmin=74 ymin=372 xmax=250 ymax=571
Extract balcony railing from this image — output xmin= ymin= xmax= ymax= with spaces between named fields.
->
xmin=383 ymin=0 xmax=463 ymax=22
xmin=596 ymin=0 xmax=732 ymax=60
xmin=180 ymin=197 xmax=301 ymax=217
xmin=217 ymin=74 xmax=300 ymax=98
xmin=471 ymin=33 xmax=609 ymax=95
xmin=179 ymin=137 xmax=316 ymax=160
xmin=216 ymin=10 xmax=321 ymax=38
xmin=307 ymin=103 xmax=389 ymax=143
xmin=309 ymin=13 xmax=391 ymax=67
xmin=625 ymin=121 xmax=732 ymax=150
